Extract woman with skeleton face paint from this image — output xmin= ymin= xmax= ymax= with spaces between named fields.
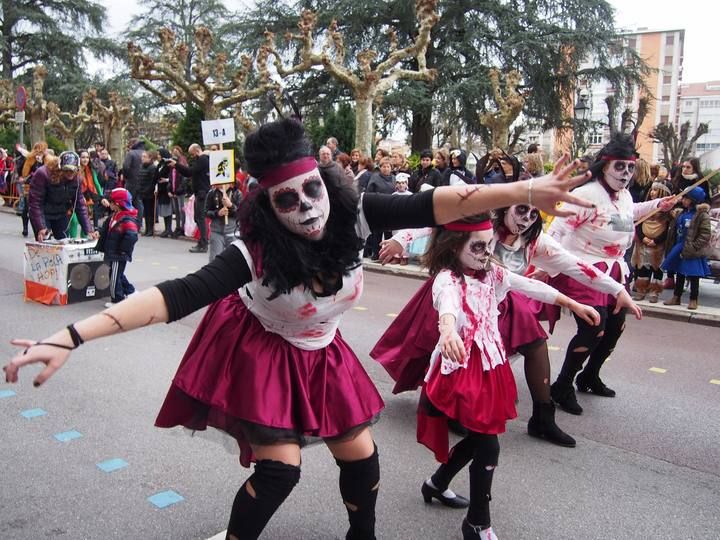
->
xmin=371 ymin=215 xmax=599 ymax=539
xmin=546 ymin=133 xmax=675 ymax=416
xmin=4 ymin=118 xmax=594 ymax=540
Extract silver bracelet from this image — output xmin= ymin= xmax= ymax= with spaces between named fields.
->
xmin=528 ymin=178 xmax=534 ymax=207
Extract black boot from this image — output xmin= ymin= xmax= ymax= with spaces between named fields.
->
xmin=576 ymin=372 xmax=616 ymax=397
xmin=527 ymin=401 xmax=576 ymax=447
xmin=550 ymin=381 xmax=583 ymax=415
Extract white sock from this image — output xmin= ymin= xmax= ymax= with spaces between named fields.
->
xmin=426 ymin=478 xmax=456 ymax=499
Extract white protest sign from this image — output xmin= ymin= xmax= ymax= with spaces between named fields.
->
xmin=201 ymin=118 xmax=236 ymax=145
xmin=209 ymin=150 xmax=235 ymax=185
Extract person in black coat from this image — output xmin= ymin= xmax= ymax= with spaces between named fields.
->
xmin=170 ymin=143 xmax=211 ymax=252
xmin=364 ymin=157 xmax=395 ymax=259
xmin=137 ymin=151 xmax=158 ymax=236
xmin=409 ymin=149 xmax=442 ymax=192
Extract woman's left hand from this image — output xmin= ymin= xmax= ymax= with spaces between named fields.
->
xmin=614 ymin=289 xmax=642 ymax=320
xmin=378 ymin=239 xmax=403 ymax=264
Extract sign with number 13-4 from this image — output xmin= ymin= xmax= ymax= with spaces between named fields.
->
xmin=201 ymin=118 xmax=236 ymax=145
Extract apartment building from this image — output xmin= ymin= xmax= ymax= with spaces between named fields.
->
xmin=679 ymin=81 xmax=720 ymax=155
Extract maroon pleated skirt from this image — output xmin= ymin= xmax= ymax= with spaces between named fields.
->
xmin=497 ymin=290 xmax=552 ymax=355
xmin=547 ymin=261 xmax=623 ymax=308
xmin=418 ymin=343 xmax=517 ymax=463
xmin=155 ymin=294 xmax=384 ymax=467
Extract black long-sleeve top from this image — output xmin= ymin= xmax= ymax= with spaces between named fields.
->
xmin=157 ymin=190 xmax=435 ymax=321
xmin=174 ymin=154 xmax=211 ymax=196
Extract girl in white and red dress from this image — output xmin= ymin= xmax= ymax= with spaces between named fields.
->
xmin=372 ymin=216 xmax=599 ymax=539
xmin=4 ymin=119 xmax=593 ymax=540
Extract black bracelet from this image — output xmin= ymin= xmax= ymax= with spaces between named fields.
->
xmin=66 ymin=324 xmax=84 ymax=348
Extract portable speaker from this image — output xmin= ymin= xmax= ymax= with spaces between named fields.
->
xmin=66 ymin=261 xmax=111 ymax=303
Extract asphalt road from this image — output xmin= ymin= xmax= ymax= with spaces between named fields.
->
xmin=0 ymin=212 xmax=718 ymax=540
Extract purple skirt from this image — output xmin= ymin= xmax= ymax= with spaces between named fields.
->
xmin=155 ymin=294 xmax=384 ymax=467
xmin=498 ymin=291 xmax=550 ymax=355
xmin=548 ymin=261 xmax=623 ymax=308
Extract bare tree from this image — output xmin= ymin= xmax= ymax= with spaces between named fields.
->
xmin=45 ymin=92 xmax=94 ymax=151
xmin=478 ymin=69 xmax=525 ymax=151
xmin=89 ymin=90 xmax=133 ymax=161
xmin=27 ymin=65 xmax=48 ymax=143
xmin=128 ymin=26 xmax=275 ymax=121
xmin=262 ymin=0 xmax=439 ymax=155
xmin=651 ymin=121 xmax=709 ymax=166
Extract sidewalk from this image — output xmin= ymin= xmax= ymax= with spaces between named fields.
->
xmin=363 ymin=258 xmax=720 ymax=327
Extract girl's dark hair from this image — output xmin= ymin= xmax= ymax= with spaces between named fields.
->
xmin=238 ymin=118 xmax=362 ymax=298
xmin=589 ymin=132 xmax=638 ymax=180
xmin=422 ymin=214 xmax=492 ymax=277
xmin=493 ymin=205 xmax=543 ymax=244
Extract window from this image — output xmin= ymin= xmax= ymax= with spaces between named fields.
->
xmin=661 ymin=115 xmax=669 ymax=124
xmin=663 ymin=75 xmax=673 ymax=84
xmin=628 ymin=38 xmax=637 ymax=49
xmin=700 ymin=100 xmax=720 ymax=108
xmin=684 ymin=100 xmax=694 ymax=109
xmin=589 ymin=132 xmax=604 ymax=145
xmin=666 ymin=35 xmax=675 ymax=45
xmin=664 ymin=55 xmax=674 ymax=66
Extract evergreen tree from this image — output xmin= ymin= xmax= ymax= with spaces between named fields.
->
xmin=0 ymin=0 xmax=118 ymax=79
xmin=172 ymin=104 xmax=204 ymax=150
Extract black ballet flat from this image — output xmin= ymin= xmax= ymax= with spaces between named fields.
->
xmin=421 ymin=481 xmax=469 ymax=509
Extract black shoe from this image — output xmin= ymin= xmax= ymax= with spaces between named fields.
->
xmin=22 ymin=229 xmax=28 ymax=238
xmin=421 ymin=481 xmax=469 ymax=509
xmin=461 ymin=519 xmax=497 ymax=539
xmin=576 ymin=372 xmax=616 ymax=397
xmin=189 ymin=244 xmax=208 ymax=253
xmin=550 ymin=381 xmax=583 ymax=415
xmin=143 ymin=231 xmax=153 ymax=237
xmin=527 ymin=401 xmax=576 ymax=447
xmin=159 ymin=230 xmax=170 ymax=238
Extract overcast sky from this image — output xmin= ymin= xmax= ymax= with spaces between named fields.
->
xmin=100 ymin=0 xmax=720 ymax=83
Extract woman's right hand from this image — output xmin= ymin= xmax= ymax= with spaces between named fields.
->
xmin=378 ymin=239 xmax=403 ymax=264
xmin=440 ymin=329 xmax=466 ymax=365
xmin=4 ymin=339 xmax=72 ymax=387
xmin=530 ymin=153 xmax=593 ymax=217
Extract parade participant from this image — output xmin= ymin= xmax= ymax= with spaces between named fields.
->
xmin=28 ymin=152 xmax=96 ymax=241
xmin=379 ymin=148 xmax=642 ymax=447
xmin=371 ymin=215 xmax=600 ymax=539
xmin=631 ymin=182 xmax=672 ymax=302
xmin=96 ymin=188 xmax=138 ymax=306
xmin=4 ymin=118 xmax=592 ymax=540
xmin=662 ymin=186 xmax=712 ymax=310
xmin=546 ymin=134 xmax=675 ymax=414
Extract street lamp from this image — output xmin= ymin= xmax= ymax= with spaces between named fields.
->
xmin=573 ymin=88 xmax=591 ymax=156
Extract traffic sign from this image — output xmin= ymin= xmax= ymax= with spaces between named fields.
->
xmin=15 ymin=111 xmax=25 ymax=123
xmin=15 ymin=86 xmax=27 ymax=111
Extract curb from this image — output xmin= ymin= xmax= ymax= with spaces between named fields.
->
xmin=363 ymin=261 xmax=720 ymax=328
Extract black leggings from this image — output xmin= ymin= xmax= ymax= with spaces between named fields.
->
xmin=556 ymin=306 xmax=626 ymax=386
xmin=674 ymin=274 xmax=700 ymax=300
xmin=430 ymin=432 xmax=500 ymax=529
xmin=636 ymin=265 xmax=663 ymax=281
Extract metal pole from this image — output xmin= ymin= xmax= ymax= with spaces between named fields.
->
xmin=18 ymin=121 xmax=24 ymax=148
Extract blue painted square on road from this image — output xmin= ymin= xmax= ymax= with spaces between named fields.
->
xmin=21 ymin=408 xmax=47 ymax=418
xmin=54 ymin=430 xmax=83 ymax=442
xmin=96 ymin=458 xmax=128 ymax=473
xmin=148 ymin=490 xmax=184 ymax=509
xmin=0 ymin=390 xmax=16 ymax=398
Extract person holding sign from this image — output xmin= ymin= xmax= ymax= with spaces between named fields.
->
xmin=170 ymin=144 xmax=210 ymax=253
xmin=4 ymin=118 xmax=594 ymax=540
xmin=205 ymin=183 xmax=241 ymax=261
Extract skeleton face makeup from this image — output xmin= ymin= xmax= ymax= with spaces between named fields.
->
xmin=268 ymin=168 xmax=330 ymax=240
xmin=459 ymin=230 xmax=496 ymax=271
xmin=504 ymin=204 xmax=540 ymax=235
xmin=603 ymin=159 xmax=636 ymax=191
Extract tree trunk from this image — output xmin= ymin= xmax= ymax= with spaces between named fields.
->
xmin=354 ymin=97 xmax=373 ymax=157
xmin=109 ymin=123 xmax=124 ymax=164
xmin=411 ymin=101 xmax=433 ymax=153
xmin=28 ymin=108 xmax=46 ymax=143
xmin=63 ymin=136 xmax=75 ymax=151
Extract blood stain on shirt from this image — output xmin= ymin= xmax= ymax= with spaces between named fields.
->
xmin=298 ymin=303 xmax=318 ymax=318
xmin=602 ymin=244 xmax=624 ymax=257
xmin=577 ymin=261 xmax=598 ymax=280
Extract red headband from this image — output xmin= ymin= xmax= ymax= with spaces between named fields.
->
xmin=259 ymin=156 xmax=318 ymax=188
xmin=443 ymin=220 xmax=493 ymax=232
xmin=601 ymin=155 xmax=637 ymax=162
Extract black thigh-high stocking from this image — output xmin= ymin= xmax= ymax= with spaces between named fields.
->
xmin=581 ymin=308 xmax=626 ymax=381
xmin=466 ymin=433 xmax=500 ymax=529
xmin=430 ymin=435 xmax=475 ymax=491
xmin=520 ymin=339 xmax=551 ymax=402
xmin=336 ymin=444 xmax=380 ymax=540
xmin=226 ymin=459 xmax=301 ymax=540
xmin=555 ymin=307 xmax=608 ymax=389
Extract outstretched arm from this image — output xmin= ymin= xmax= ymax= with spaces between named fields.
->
xmin=4 ymin=244 xmax=253 ymax=387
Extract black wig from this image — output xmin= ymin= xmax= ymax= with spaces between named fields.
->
xmin=238 ymin=118 xmax=363 ymax=299
xmin=588 ymin=132 xmax=638 ymax=180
